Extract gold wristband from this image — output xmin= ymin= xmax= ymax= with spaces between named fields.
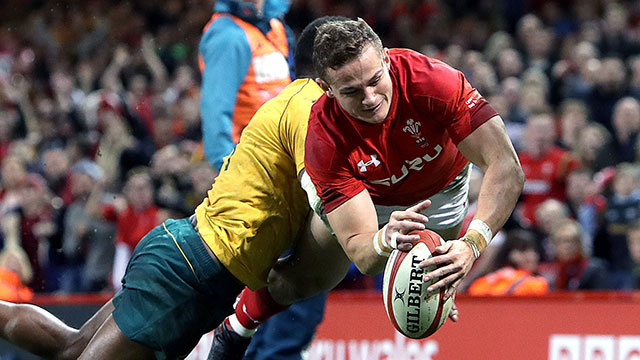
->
xmin=461 ymin=237 xmax=480 ymax=259
xmin=461 ymin=229 xmax=487 ymax=258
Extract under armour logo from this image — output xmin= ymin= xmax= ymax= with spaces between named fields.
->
xmin=358 ymin=155 xmax=381 ymax=172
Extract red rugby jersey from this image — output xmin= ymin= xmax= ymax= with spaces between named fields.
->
xmin=305 ymin=49 xmax=497 ymax=213
xmin=518 ymin=146 xmax=581 ymax=224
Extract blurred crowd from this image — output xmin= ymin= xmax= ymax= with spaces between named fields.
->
xmin=1 ymin=0 xmax=640 ymax=297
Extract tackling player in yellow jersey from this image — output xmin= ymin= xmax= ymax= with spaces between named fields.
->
xmin=196 ymin=76 xmax=328 ymax=290
xmin=0 ymin=16 xmax=350 ymax=360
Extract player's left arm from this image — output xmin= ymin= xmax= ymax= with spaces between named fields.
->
xmin=419 ymin=115 xmax=525 ymax=299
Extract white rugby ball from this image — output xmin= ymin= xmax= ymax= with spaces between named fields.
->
xmin=382 ymin=229 xmax=453 ymax=339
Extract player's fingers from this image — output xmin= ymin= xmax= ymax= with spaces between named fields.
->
xmin=393 ymin=232 xmax=421 ymax=245
xmin=407 ymin=199 xmax=431 ymax=213
xmin=389 ymin=211 xmax=429 ymax=225
xmin=391 ymin=230 xmax=422 ymax=252
xmin=400 ymin=211 xmax=429 ymax=224
xmin=422 ymin=260 xmax=461 ymax=282
xmin=389 ymin=220 xmax=426 ymax=236
xmin=418 ymin=253 xmax=453 ymax=269
xmin=396 ymin=242 xmax=413 ymax=252
xmin=426 ymin=271 xmax=462 ymax=293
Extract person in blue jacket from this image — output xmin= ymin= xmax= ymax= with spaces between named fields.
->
xmin=199 ymin=0 xmax=294 ymax=171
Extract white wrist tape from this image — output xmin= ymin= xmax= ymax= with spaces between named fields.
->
xmin=372 ymin=224 xmax=392 ymax=257
xmin=469 ymin=219 xmax=493 ymax=244
xmin=389 ymin=230 xmax=399 ymax=248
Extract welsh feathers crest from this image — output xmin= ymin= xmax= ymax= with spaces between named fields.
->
xmin=402 ymin=119 xmax=428 ymax=147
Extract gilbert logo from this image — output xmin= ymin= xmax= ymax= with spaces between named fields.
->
xmin=402 ymin=119 xmax=428 ymax=147
xmin=358 ymin=155 xmax=381 ymax=172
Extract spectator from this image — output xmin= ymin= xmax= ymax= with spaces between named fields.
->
xmin=597 ymin=162 xmax=640 ymax=289
xmin=552 ymin=40 xmax=599 ymax=100
xmin=611 ymin=97 xmax=640 ymax=163
xmin=518 ymin=113 xmax=581 ymax=226
xmin=150 ymin=144 xmax=193 ymax=217
xmin=0 ymin=250 xmax=33 ymax=301
xmin=40 ymin=147 xmax=73 ymax=205
xmin=499 ymin=77 xmax=528 ymax=148
xmin=587 ymin=57 xmax=629 ymax=131
xmin=60 ymin=160 xmax=115 ymax=293
xmin=469 ymin=230 xmax=548 ymax=296
xmin=558 ymin=99 xmax=589 ymax=151
xmin=94 ymin=102 xmax=134 ymax=187
xmin=496 ymin=48 xmax=524 ymax=80
xmin=566 ymin=168 xmax=606 ymax=254
xmin=573 ymin=122 xmax=616 ymax=172
xmin=540 ymin=219 xmax=611 ymax=290
xmin=198 ymin=0 xmax=294 ymax=171
xmin=534 ymin=199 xmax=572 ymax=262
xmin=2 ymin=173 xmax=56 ymax=292
xmin=598 ymin=3 xmax=640 ymax=59
xmin=106 ymin=168 xmax=166 ymax=290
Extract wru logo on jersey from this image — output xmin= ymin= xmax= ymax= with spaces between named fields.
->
xmin=367 ymin=144 xmax=443 ymax=186
xmin=358 ymin=155 xmax=381 ymax=172
xmin=403 ymin=119 xmax=428 ymax=147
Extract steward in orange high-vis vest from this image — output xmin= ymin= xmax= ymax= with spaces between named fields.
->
xmin=199 ymin=0 xmax=294 ymax=170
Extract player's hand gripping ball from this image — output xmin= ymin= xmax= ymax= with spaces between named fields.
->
xmin=382 ymin=229 xmax=454 ymax=339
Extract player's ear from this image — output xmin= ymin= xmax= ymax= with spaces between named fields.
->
xmin=383 ymin=48 xmax=391 ymax=67
xmin=315 ymin=78 xmax=334 ymax=98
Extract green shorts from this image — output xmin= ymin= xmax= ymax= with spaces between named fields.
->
xmin=112 ymin=218 xmax=244 ymax=359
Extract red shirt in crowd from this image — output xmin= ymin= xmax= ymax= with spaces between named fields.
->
xmin=103 ymin=204 xmax=161 ymax=251
xmin=305 ymin=49 xmax=497 ymax=213
xmin=518 ymin=146 xmax=581 ymax=224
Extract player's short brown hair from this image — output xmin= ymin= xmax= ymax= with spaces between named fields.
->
xmin=313 ymin=18 xmax=383 ymax=82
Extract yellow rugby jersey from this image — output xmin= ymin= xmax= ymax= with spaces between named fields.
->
xmin=195 ymin=78 xmax=323 ymax=290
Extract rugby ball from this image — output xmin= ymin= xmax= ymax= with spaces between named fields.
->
xmin=382 ymin=229 xmax=453 ymax=339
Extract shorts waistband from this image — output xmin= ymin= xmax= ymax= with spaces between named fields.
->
xmin=181 ymin=215 xmax=224 ymax=281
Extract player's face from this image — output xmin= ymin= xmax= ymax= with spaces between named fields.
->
xmin=321 ymin=46 xmax=393 ymax=124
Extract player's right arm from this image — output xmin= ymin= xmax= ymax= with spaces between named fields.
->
xmin=325 ymin=190 xmax=430 ymax=275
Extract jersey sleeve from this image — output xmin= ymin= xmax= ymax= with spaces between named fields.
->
xmin=305 ymin=115 xmax=365 ymax=214
xmin=422 ymin=60 xmax=498 ymax=144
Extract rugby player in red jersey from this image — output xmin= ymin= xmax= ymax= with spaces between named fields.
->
xmin=304 ymin=18 xmax=524 ymax=295
xmin=211 ymin=17 xmax=524 ymax=355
